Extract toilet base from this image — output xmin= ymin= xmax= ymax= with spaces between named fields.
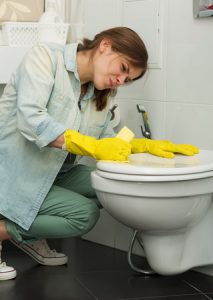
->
xmin=141 ymin=200 xmax=213 ymax=275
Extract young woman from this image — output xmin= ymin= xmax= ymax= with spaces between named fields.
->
xmin=0 ymin=27 xmax=198 ymax=280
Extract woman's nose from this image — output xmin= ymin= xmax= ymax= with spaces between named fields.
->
xmin=116 ymin=74 xmax=127 ymax=85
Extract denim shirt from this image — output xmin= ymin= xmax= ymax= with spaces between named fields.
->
xmin=0 ymin=43 xmax=115 ymax=230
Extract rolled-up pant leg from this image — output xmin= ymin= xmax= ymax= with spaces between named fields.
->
xmin=6 ymin=165 xmax=100 ymax=243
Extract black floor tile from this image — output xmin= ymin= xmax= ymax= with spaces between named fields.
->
xmin=0 ymin=256 xmax=96 ymax=300
xmin=180 ymin=270 xmax=213 ymax=294
xmin=50 ymin=238 xmax=143 ymax=273
xmin=121 ymin=295 xmax=213 ymax=300
xmin=2 ymin=238 xmax=213 ymax=300
xmin=76 ymin=269 xmax=200 ymax=300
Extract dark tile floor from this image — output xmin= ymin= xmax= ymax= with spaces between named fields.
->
xmin=1 ymin=238 xmax=213 ymax=300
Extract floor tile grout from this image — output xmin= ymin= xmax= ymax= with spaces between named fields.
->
xmin=179 ymin=276 xmax=213 ymax=299
xmin=116 ymin=293 xmax=212 ymax=300
xmin=74 ymin=274 xmax=100 ymax=300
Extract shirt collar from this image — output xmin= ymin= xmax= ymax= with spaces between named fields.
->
xmin=64 ymin=43 xmax=95 ymax=104
xmin=64 ymin=43 xmax=79 ymax=80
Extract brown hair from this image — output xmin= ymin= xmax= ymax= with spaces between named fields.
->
xmin=78 ymin=27 xmax=148 ymax=111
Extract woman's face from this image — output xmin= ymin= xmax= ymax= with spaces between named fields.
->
xmin=92 ymin=39 xmax=143 ymax=90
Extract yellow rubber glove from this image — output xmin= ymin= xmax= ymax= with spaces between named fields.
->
xmin=131 ymin=138 xmax=199 ymax=158
xmin=64 ymin=130 xmax=131 ymax=161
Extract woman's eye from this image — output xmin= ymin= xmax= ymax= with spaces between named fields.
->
xmin=121 ymin=64 xmax=127 ymax=72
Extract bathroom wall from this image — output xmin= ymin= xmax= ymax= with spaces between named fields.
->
xmin=83 ymin=0 xmax=213 ymax=146
xmin=82 ymin=0 xmax=213 ymax=254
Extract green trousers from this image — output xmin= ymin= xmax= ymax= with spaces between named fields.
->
xmin=6 ymin=164 xmax=100 ymax=243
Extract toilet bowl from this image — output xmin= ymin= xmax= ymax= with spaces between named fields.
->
xmin=91 ymin=150 xmax=213 ymax=275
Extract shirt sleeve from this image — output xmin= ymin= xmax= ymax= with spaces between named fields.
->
xmin=15 ymin=44 xmax=66 ymax=149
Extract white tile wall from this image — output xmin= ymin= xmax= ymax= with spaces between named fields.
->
xmin=115 ymin=98 xmax=166 ymax=140
xmin=166 ymin=103 xmax=213 ymax=149
xmin=166 ymin=0 xmax=213 ymax=104
xmin=83 ymin=209 xmax=117 ymax=248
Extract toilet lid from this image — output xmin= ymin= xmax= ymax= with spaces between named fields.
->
xmin=96 ymin=150 xmax=213 ymax=176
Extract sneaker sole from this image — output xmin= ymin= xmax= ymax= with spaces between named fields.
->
xmin=10 ymin=240 xmax=68 ymax=266
xmin=0 ymin=270 xmax=17 ymax=281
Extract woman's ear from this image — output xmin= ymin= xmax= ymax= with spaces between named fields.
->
xmin=99 ymin=38 xmax=112 ymax=53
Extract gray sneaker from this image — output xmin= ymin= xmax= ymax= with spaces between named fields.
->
xmin=11 ymin=239 xmax=68 ymax=266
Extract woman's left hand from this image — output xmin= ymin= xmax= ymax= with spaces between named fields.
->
xmin=131 ymin=139 xmax=199 ymax=158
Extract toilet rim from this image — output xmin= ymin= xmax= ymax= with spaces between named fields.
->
xmin=96 ymin=150 xmax=213 ymax=178
xmin=95 ymin=169 xmax=213 ymax=182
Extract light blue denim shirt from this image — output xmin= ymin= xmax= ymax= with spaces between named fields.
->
xmin=0 ymin=43 xmax=115 ymax=230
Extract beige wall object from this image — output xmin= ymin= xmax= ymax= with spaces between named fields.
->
xmin=0 ymin=0 xmax=45 ymax=22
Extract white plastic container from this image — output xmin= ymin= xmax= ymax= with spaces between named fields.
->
xmin=1 ymin=22 xmax=69 ymax=47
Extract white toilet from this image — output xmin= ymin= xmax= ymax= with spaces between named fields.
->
xmin=91 ymin=149 xmax=213 ymax=275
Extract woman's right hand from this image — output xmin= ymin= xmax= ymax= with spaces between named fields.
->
xmin=64 ymin=130 xmax=131 ymax=161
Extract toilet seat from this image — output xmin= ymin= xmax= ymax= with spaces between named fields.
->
xmin=96 ymin=150 xmax=213 ymax=182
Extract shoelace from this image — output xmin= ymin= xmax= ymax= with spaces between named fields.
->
xmin=41 ymin=240 xmax=57 ymax=254
xmin=32 ymin=240 xmax=57 ymax=255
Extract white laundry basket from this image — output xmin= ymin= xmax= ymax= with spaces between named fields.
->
xmin=1 ymin=22 xmax=69 ymax=46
